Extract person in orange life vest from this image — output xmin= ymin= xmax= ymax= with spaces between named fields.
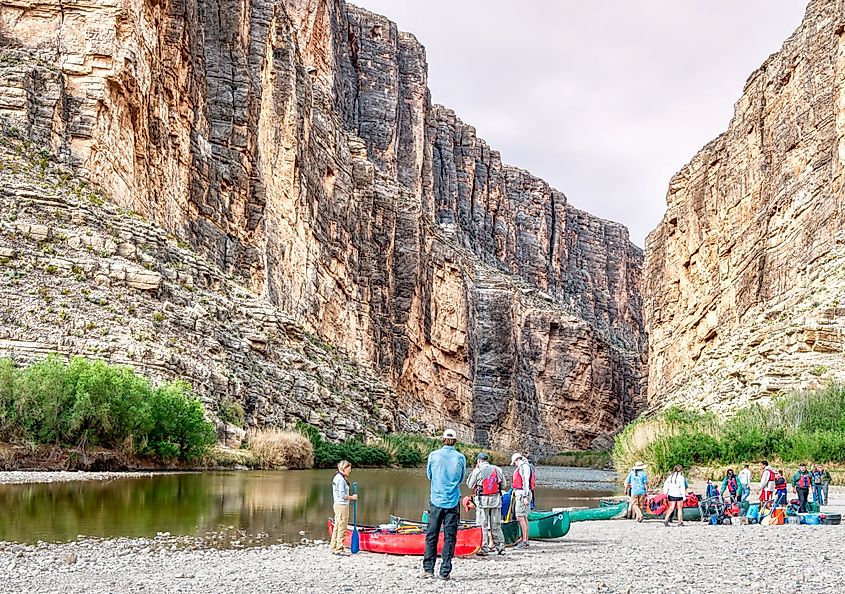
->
xmin=720 ymin=468 xmax=741 ymax=503
xmin=758 ymin=461 xmax=776 ymax=503
xmin=511 ymin=452 xmax=534 ymax=549
xmin=774 ymin=470 xmax=788 ymax=507
xmin=791 ymin=464 xmax=813 ymax=513
xmin=465 ymin=452 xmax=507 ymax=556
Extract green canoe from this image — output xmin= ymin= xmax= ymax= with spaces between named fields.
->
xmin=565 ymin=500 xmax=628 ymax=521
xmin=526 ymin=510 xmax=571 ymax=539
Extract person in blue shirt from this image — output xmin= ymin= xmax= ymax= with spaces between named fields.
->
xmin=624 ymin=461 xmax=648 ymax=522
xmin=421 ymin=429 xmax=466 ymax=581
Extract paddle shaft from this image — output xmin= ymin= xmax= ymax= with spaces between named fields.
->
xmin=351 ymin=482 xmax=359 ymax=554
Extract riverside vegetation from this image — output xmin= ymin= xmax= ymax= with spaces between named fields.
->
xmin=614 ymin=383 xmax=845 ymax=482
xmin=0 ymin=355 xmax=504 ymax=471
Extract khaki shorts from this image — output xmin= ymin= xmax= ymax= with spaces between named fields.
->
xmin=515 ymin=492 xmax=532 ymax=518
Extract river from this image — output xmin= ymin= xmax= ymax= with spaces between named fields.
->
xmin=0 ymin=466 xmax=620 ymax=546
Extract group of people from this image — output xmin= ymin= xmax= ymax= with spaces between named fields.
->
xmin=624 ymin=459 xmax=833 ymax=526
xmin=328 ymin=429 xmax=536 ymax=580
xmin=422 ymin=429 xmax=535 ymax=579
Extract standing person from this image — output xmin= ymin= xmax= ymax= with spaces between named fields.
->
xmin=759 ymin=461 xmax=776 ymax=503
xmin=791 ymin=464 xmax=812 ymax=513
xmin=811 ymin=465 xmax=827 ymax=506
xmin=421 ymin=429 xmax=466 ymax=581
xmin=818 ymin=464 xmax=832 ymax=506
xmin=511 ymin=452 xmax=534 ymax=549
xmin=465 ymin=452 xmax=507 ymax=556
xmin=774 ymin=470 xmax=788 ymax=507
xmin=721 ymin=468 xmax=741 ymax=503
xmin=624 ymin=461 xmax=648 ymax=522
xmin=662 ymin=465 xmax=688 ymax=527
xmin=330 ymin=460 xmax=357 ymax=556
xmin=738 ymin=464 xmax=752 ymax=502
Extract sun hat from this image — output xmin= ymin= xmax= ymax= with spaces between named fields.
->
xmin=511 ymin=452 xmax=523 ymax=465
xmin=441 ymin=429 xmax=457 ymax=439
xmin=476 ymin=452 xmax=489 ymax=460
xmin=632 ymin=461 xmax=646 ymax=470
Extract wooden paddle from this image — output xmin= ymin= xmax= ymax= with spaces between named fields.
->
xmin=351 ymin=482 xmax=360 ymax=554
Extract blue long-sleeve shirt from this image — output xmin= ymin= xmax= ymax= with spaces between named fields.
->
xmin=426 ymin=446 xmax=466 ymax=508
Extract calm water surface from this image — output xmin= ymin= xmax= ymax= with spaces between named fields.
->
xmin=0 ymin=467 xmax=620 ymax=546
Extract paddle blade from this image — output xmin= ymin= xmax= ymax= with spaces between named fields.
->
xmin=351 ymin=527 xmax=360 ymax=554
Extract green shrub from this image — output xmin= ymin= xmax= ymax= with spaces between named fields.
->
xmin=0 ymin=356 xmax=215 ymax=461
xmin=615 ymin=383 xmax=845 ymax=478
xmin=394 ymin=444 xmax=424 ymax=467
xmin=218 ymin=400 xmax=245 ymax=427
xmin=146 ymin=382 xmax=216 ymax=461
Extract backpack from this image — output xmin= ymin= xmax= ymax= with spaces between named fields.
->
xmin=478 ymin=468 xmax=501 ymax=496
xmin=798 ymin=474 xmax=811 ymax=489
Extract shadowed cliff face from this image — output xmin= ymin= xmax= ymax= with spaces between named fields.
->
xmin=0 ymin=0 xmax=645 ymax=450
xmin=645 ymin=0 xmax=845 ymax=412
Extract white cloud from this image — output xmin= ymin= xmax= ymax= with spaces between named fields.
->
xmin=354 ymin=0 xmax=808 ymax=246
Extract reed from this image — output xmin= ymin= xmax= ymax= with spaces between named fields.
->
xmin=248 ymin=428 xmax=314 ymax=470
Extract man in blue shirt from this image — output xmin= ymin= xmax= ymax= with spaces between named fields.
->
xmin=422 ymin=429 xmax=466 ymax=581
xmin=625 ymin=461 xmax=648 ymax=522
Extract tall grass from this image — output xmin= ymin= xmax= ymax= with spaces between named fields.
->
xmin=614 ymin=384 xmax=845 ymax=478
xmin=0 ymin=356 xmax=216 ymax=461
xmin=248 ymin=428 xmax=314 ymax=469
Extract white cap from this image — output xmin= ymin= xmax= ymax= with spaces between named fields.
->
xmin=441 ymin=429 xmax=457 ymax=439
xmin=511 ymin=452 xmax=523 ymax=465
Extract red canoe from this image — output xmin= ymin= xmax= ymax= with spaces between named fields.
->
xmin=327 ymin=520 xmax=482 ymax=556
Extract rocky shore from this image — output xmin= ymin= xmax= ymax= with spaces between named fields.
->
xmin=2 ymin=519 xmax=843 ymax=594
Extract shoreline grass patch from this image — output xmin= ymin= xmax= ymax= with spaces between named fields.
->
xmin=614 ymin=383 xmax=845 ymax=479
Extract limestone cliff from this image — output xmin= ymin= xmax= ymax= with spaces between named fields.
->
xmin=0 ymin=0 xmax=645 ymax=450
xmin=645 ymin=0 xmax=845 ymax=411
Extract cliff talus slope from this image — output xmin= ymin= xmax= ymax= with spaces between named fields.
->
xmin=0 ymin=0 xmax=645 ymax=449
xmin=645 ymin=0 xmax=845 ymax=411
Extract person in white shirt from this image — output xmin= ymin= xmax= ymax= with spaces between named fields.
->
xmin=758 ymin=461 xmax=776 ymax=503
xmin=738 ymin=464 xmax=752 ymax=502
xmin=510 ymin=452 xmax=533 ymax=549
xmin=662 ymin=464 xmax=688 ymax=527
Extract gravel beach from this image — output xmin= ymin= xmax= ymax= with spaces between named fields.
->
xmin=3 ymin=517 xmax=844 ymax=594
xmin=0 ymin=471 xmax=170 ymax=485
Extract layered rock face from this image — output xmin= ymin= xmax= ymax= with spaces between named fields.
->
xmin=0 ymin=0 xmax=645 ymax=450
xmin=645 ymin=0 xmax=845 ymax=411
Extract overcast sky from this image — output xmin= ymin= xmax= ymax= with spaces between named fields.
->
xmin=356 ymin=0 xmax=809 ymax=247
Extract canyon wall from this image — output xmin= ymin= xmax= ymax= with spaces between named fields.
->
xmin=0 ymin=0 xmax=645 ymax=450
xmin=645 ymin=0 xmax=845 ymax=411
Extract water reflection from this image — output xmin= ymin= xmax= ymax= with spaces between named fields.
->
xmin=0 ymin=467 xmax=619 ymax=546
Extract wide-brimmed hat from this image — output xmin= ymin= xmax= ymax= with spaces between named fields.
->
xmin=511 ymin=452 xmax=523 ymax=465
xmin=632 ymin=461 xmax=646 ymax=470
xmin=441 ymin=429 xmax=457 ymax=440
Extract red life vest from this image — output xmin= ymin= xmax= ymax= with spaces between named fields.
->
xmin=478 ymin=468 xmax=501 ymax=496
xmin=726 ymin=476 xmax=738 ymax=494
xmin=512 ymin=463 xmax=535 ymax=490
xmin=775 ymin=476 xmax=787 ymax=492
xmin=648 ymin=493 xmax=668 ymax=516
xmin=797 ymin=474 xmax=811 ymax=489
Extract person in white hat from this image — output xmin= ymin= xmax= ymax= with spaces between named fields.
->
xmin=421 ymin=429 xmax=466 ymax=581
xmin=510 ymin=452 xmax=534 ymax=549
xmin=624 ymin=461 xmax=648 ymax=522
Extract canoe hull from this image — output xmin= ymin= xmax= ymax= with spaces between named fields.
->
xmin=417 ymin=511 xmax=522 ymax=546
xmin=328 ymin=519 xmax=482 ymax=556
xmin=526 ymin=510 xmax=571 ymax=539
xmin=567 ymin=501 xmax=627 ymax=521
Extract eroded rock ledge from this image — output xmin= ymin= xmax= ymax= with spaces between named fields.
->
xmin=645 ymin=0 xmax=845 ymax=412
xmin=0 ymin=0 xmax=645 ymax=450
